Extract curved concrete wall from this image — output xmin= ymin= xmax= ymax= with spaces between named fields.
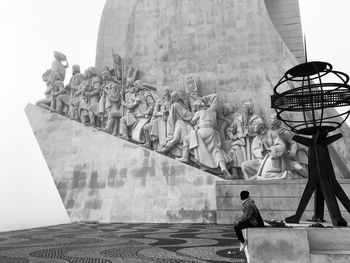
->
xmin=265 ymin=0 xmax=305 ymax=63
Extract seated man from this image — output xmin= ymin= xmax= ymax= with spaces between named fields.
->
xmin=234 ymin=190 xmax=264 ymax=251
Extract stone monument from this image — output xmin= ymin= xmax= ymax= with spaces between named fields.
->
xmin=27 ymin=0 xmax=350 ymax=224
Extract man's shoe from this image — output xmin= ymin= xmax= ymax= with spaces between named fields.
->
xmin=239 ymin=242 xmax=246 ymax=251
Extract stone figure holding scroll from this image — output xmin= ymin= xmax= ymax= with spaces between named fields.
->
xmin=156 ymin=91 xmax=193 ymax=156
xmin=177 ymin=94 xmax=232 ymax=178
xmin=142 ymin=86 xmax=172 ymax=150
xmin=241 ymin=118 xmax=286 ymax=180
xmin=270 ymin=114 xmax=308 ymax=179
xmin=119 ymin=80 xmax=155 ymax=142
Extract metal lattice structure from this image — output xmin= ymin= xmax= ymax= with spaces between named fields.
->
xmin=271 ymin=61 xmax=350 ymax=226
xmin=271 ymin=61 xmax=350 ymax=134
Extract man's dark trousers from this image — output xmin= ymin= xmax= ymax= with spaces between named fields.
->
xmin=234 ymin=221 xmax=256 ymax=243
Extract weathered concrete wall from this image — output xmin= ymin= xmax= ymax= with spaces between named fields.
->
xmin=217 ymin=180 xmax=350 ymax=224
xmin=26 ymin=104 xmax=220 ymax=223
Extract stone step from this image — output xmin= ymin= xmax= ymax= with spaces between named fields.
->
xmin=310 ymin=251 xmax=350 ymax=263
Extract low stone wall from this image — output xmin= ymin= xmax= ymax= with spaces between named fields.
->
xmin=26 ymin=104 xmax=221 ymax=223
xmin=246 ymin=227 xmax=350 ymax=263
xmin=216 ymin=180 xmax=350 ymax=224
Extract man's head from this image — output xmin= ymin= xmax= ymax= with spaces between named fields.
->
xmin=193 ymin=99 xmax=206 ymax=112
xmin=134 ymin=80 xmax=144 ymax=91
xmin=253 ymin=118 xmax=266 ymax=134
xmin=163 ymin=85 xmax=172 ymax=96
xmin=242 ymin=101 xmax=253 ymax=115
xmin=101 ymin=70 xmax=111 ymax=81
xmin=240 ymin=191 xmax=249 ymax=201
xmin=270 ymin=113 xmax=281 ymax=128
xmin=171 ymin=91 xmax=180 ymax=103
xmin=72 ymin=64 xmax=80 ymax=75
xmin=84 ymin=67 xmax=95 ymax=79
xmin=222 ymin=103 xmax=234 ymax=116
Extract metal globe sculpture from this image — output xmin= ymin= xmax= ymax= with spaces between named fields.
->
xmin=271 ymin=61 xmax=350 ymax=226
xmin=271 ymin=61 xmax=350 ymax=134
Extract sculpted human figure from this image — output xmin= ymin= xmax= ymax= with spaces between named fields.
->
xmin=270 ymin=114 xmax=308 ymax=178
xmin=99 ymin=71 xmax=123 ymax=135
xmin=142 ymin=86 xmax=173 ymax=149
xmin=184 ymin=74 xmax=201 ymax=111
xmin=236 ymin=102 xmax=263 ymax=161
xmin=36 ymin=51 xmax=68 ymax=110
xmin=217 ymin=103 xmax=237 ymax=142
xmin=119 ymin=80 xmax=155 ymax=142
xmin=36 ymin=71 xmax=56 ymax=110
xmin=177 ymin=94 xmax=233 ymax=179
xmin=225 ymin=121 xmax=246 ymax=178
xmin=84 ymin=67 xmax=102 ymax=127
xmin=66 ymin=65 xmax=84 ymax=118
xmin=50 ymin=51 xmax=69 ymax=82
xmin=155 ymin=91 xmax=194 ymax=156
xmin=241 ymin=119 xmax=287 ymax=180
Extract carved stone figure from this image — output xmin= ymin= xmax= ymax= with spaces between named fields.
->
xmin=36 ymin=51 xmax=69 ymax=111
xmin=49 ymin=51 xmax=69 ymax=82
xmin=224 ymin=121 xmax=246 ymax=178
xmin=270 ymin=114 xmax=308 ymax=179
xmin=100 ymin=71 xmax=123 ymax=135
xmin=66 ymin=65 xmax=84 ymax=119
xmin=156 ymin=91 xmax=194 ymax=156
xmin=218 ymin=103 xmax=236 ymax=143
xmin=119 ymin=80 xmax=155 ymax=142
xmin=184 ymin=74 xmax=201 ymax=111
xmin=241 ymin=119 xmax=287 ymax=180
xmin=236 ymin=102 xmax=263 ymax=161
xmin=177 ymin=94 xmax=233 ymax=179
xmin=85 ymin=68 xmax=102 ymax=127
xmin=36 ymin=71 xmax=55 ymax=110
xmin=74 ymin=68 xmax=93 ymax=124
xmin=142 ymin=86 xmax=172 ymax=149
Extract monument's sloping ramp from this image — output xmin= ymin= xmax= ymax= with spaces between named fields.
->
xmin=25 ymin=104 xmax=220 ymax=223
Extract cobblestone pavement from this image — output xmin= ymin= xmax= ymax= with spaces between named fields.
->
xmin=0 ymin=223 xmax=247 ymax=262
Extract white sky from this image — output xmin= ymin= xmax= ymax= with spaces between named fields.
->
xmin=1 ymin=0 xmax=350 ymax=231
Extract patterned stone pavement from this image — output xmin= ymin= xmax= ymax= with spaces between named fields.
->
xmin=0 ymin=223 xmax=247 ymax=262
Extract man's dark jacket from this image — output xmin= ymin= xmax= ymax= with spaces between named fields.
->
xmin=238 ymin=198 xmax=264 ymax=226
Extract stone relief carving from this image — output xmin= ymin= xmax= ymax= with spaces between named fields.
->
xmin=36 ymin=52 xmax=308 ymax=180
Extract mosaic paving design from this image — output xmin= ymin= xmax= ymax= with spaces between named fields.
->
xmin=0 ymin=223 xmax=246 ymax=262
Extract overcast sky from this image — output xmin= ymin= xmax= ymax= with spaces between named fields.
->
xmin=1 ymin=0 xmax=350 ymax=231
